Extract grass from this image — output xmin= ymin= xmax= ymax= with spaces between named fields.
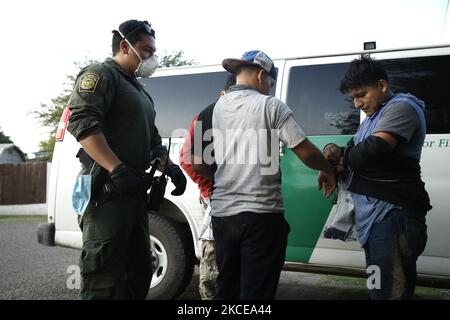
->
xmin=320 ymin=274 xmax=450 ymax=300
xmin=320 ymin=274 xmax=367 ymax=286
xmin=0 ymin=215 xmax=47 ymax=223
xmin=415 ymin=287 xmax=450 ymax=300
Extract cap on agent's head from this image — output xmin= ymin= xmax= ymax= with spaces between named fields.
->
xmin=111 ymin=19 xmax=156 ymax=55
xmin=115 ymin=19 xmax=155 ymax=40
xmin=222 ymin=50 xmax=277 ymax=80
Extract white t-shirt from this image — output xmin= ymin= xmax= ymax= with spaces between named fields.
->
xmin=211 ymin=86 xmax=306 ymax=217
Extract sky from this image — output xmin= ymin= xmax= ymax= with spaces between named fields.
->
xmin=0 ymin=0 xmax=449 ymax=157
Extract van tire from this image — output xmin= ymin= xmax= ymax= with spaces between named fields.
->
xmin=148 ymin=213 xmax=195 ymax=300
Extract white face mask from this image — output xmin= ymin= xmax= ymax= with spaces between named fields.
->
xmin=136 ymin=54 xmax=159 ymax=78
xmin=125 ymin=38 xmax=159 ymax=78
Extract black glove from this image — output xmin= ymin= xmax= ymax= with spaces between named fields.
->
xmin=109 ymin=163 xmax=143 ymax=196
xmin=166 ymin=164 xmax=187 ymax=196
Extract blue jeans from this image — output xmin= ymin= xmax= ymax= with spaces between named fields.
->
xmin=363 ymin=207 xmax=427 ymax=300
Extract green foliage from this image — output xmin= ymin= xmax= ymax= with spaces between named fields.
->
xmin=32 ymin=59 xmax=99 ymax=160
xmin=0 ymin=215 xmax=47 ymax=223
xmin=33 ymin=51 xmax=196 ymax=160
xmin=158 ymin=50 xmax=197 ymax=68
xmin=0 ymin=127 xmax=13 ymax=144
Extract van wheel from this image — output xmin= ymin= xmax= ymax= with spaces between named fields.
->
xmin=148 ymin=213 xmax=195 ymax=300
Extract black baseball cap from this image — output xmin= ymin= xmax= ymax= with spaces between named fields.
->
xmin=115 ymin=19 xmax=155 ymax=39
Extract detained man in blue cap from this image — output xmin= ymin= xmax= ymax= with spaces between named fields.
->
xmin=194 ymin=50 xmax=336 ymax=299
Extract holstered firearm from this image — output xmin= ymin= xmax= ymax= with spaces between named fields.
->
xmin=147 ymin=158 xmax=167 ymax=211
xmin=147 ymin=139 xmax=172 ymax=211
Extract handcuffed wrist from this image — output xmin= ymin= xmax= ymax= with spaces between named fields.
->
xmin=322 ymin=143 xmax=336 ymax=151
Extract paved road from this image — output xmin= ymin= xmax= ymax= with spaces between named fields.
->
xmin=0 ymin=218 xmax=79 ymax=300
xmin=1 ymin=217 xmax=449 ymax=300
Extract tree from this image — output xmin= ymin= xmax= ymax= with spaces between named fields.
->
xmin=158 ymin=50 xmax=197 ymax=68
xmin=32 ymin=59 xmax=98 ymax=161
xmin=324 ymin=103 xmax=360 ymax=135
xmin=0 ymin=127 xmax=13 ymax=144
xmin=33 ymin=51 xmax=196 ymax=160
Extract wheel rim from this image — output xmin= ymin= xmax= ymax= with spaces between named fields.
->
xmin=150 ymin=235 xmax=168 ymax=288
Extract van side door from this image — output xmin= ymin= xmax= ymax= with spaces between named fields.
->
xmin=279 ymin=55 xmax=360 ymax=264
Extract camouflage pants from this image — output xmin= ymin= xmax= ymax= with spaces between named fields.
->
xmin=199 ymin=240 xmax=218 ymax=300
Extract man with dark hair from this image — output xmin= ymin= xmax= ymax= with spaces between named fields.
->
xmin=67 ymin=19 xmax=186 ymax=299
xmin=324 ymin=56 xmax=431 ymax=299
xmin=195 ymin=50 xmax=335 ymax=300
xmin=179 ymin=74 xmax=236 ymax=300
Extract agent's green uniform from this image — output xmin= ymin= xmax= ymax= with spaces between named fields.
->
xmin=67 ymin=58 xmax=163 ymax=299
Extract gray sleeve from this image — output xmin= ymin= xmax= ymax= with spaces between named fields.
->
xmin=373 ymin=102 xmax=420 ymax=143
xmin=278 ymin=115 xmax=307 ymax=148
xmin=267 ymin=97 xmax=306 ymax=148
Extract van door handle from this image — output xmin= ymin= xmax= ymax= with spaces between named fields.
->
xmin=279 ymin=142 xmax=285 ymax=157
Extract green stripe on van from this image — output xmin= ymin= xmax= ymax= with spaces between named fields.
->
xmin=282 ymin=135 xmax=352 ymax=263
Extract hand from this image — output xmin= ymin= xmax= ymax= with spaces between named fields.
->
xmin=110 ymin=163 xmax=143 ymax=196
xmin=167 ymin=165 xmax=187 ymax=196
xmin=323 ymin=143 xmax=342 ymax=165
xmin=317 ymin=170 xmax=336 ymax=198
xmin=335 ymin=158 xmax=348 ymax=182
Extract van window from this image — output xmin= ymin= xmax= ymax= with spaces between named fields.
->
xmin=286 ymin=63 xmax=359 ymax=136
xmin=142 ymin=71 xmax=228 ymax=137
xmin=378 ymin=55 xmax=450 ymax=134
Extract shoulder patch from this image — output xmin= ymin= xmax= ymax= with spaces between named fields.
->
xmin=79 ymin=73 xmax=100 ymax=93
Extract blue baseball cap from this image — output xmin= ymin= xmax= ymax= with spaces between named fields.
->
xmin=222 ymin=50 xmax=277 ymax=80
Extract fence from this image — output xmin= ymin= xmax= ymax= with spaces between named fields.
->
xmin=0 ymin=162 xmax=47 ymax=205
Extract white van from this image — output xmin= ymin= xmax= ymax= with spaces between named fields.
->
xmin=38 ymin=44 xmax=450 ymax=299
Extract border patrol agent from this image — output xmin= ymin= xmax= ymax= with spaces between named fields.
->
xmin=67 ymin=19 xmax=186 ymax=300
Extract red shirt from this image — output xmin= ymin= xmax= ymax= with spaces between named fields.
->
xmin=179 ymin=115 xmax=212 ymax=199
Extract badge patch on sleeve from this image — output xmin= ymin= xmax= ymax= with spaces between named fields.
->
xmin=79 ymin=73 xmax=100 ymax=93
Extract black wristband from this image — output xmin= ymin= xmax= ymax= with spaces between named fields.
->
xmin=345 ymin=135 xmax=393 ymax=169
xmin=111 ymin=163 xmax=126 ymax=175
